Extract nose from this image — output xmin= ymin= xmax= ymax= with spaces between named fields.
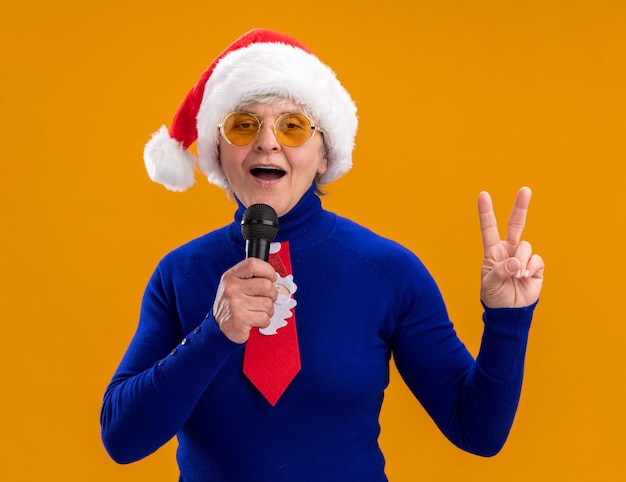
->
xmin=253 ymin=121 xmax=281 ymax=152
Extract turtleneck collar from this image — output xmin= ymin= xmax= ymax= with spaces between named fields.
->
xmin=230 ymin=185 xmax=335 ymax=249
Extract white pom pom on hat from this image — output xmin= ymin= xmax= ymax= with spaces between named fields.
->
xmin=144 ymin=28 xmax=358 ymax=191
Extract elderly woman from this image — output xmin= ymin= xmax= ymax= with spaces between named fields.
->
xmin=101 ymin=29 xmax=544 ymax=481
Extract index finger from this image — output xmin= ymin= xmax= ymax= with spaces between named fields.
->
xmin=506 ymin=186 xmax=532 ymax=245
xmin=231 ymin=257 xmax=276 ymax=281
xmin=478 ymin=190 xmax=501 ymax=250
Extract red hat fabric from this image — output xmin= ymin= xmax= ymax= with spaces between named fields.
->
xmin=144 ymin=28 xmax=358 ymax=191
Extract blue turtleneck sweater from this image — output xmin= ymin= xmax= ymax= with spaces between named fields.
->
xmin=101 ymin=186 xmax=535 ymax=481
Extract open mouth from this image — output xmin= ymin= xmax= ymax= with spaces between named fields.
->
xmin=250 ymin=167 xmax=286 ymax=181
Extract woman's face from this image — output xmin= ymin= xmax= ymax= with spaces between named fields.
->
xmin=218 ymin=102 xmax=327 ymax=217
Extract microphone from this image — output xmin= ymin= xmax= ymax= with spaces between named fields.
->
xmin=241 ymin=204 xmax=279 ymax=261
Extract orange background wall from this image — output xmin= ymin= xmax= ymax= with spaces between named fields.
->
xmin=2 ymin=1 xmax=624 ymax=480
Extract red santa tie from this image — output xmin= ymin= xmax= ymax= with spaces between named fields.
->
xmin=243 ymin=241 xmax=301 ymax=405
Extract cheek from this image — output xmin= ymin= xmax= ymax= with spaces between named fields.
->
xmin=218 ymin=144 xmax=244 ymax=174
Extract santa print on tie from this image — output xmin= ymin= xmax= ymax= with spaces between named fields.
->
xmin=243 ymin=241 xmax=301 ymax=405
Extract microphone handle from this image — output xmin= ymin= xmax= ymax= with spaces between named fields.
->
xmin=245 ymin=239 xmax=271 ymax=262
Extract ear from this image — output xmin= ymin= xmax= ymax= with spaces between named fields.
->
xmin=317 ymin=156 xmax=329 ymax=176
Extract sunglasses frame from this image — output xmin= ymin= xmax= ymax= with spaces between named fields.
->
xmin=218 ymin=111 xmax=323 ymax=148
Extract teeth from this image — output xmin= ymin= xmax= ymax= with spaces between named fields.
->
xmin=251 ymin=166 xmax=285 ymax=180
xmin=251 ymin=166 xmax=284 ymax=174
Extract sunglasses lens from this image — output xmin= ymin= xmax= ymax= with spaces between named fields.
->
xmin=220 ymin=112 xmax=315 ymax=147
xmin=222 ymin=112 xmax=260 ymax=146
xmin=275 ymin=113 xmax=313 ymax=147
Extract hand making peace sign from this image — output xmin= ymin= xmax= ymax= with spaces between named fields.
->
xmin=478 ymin=187 xmax=545 ymax=309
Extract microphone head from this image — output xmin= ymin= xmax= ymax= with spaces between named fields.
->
xmin=241 ymin=203 xmax=279 ymax=242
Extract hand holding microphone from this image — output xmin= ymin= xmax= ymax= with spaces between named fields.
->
xmin=212 ymin=204 xmax=279 ymax=344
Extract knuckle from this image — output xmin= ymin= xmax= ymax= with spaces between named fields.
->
xmin=264 ymin=297 xmax=275 ymax=313
xmin=259 ymin=315 xmax=271 ymax=328
xmin=221 ymin=283 xmax=238 ymax=298
xmin=262 ymin=278 xmax=275 ymax=292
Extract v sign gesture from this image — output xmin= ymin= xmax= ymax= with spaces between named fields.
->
xmin=479 ymin=187 xmax=544 ymax=309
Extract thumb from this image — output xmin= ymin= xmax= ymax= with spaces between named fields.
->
xmin=489 ymin=258 xmax=520 ymax=282
xmin=503 ymin=258 xmax=520 ymax=276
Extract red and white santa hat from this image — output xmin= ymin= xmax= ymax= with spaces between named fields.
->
xmin=144 ymin=28 xmax=358 ymax=192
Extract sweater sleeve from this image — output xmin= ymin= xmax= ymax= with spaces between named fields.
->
xmin=391 ymin=263 xmax=536 ymax=457
xmin=100 ymin=264 xmax=243 ymax=464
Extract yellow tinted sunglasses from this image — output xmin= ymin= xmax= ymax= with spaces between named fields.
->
xmin=218 ymin=112 xmax=322 ymax=147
